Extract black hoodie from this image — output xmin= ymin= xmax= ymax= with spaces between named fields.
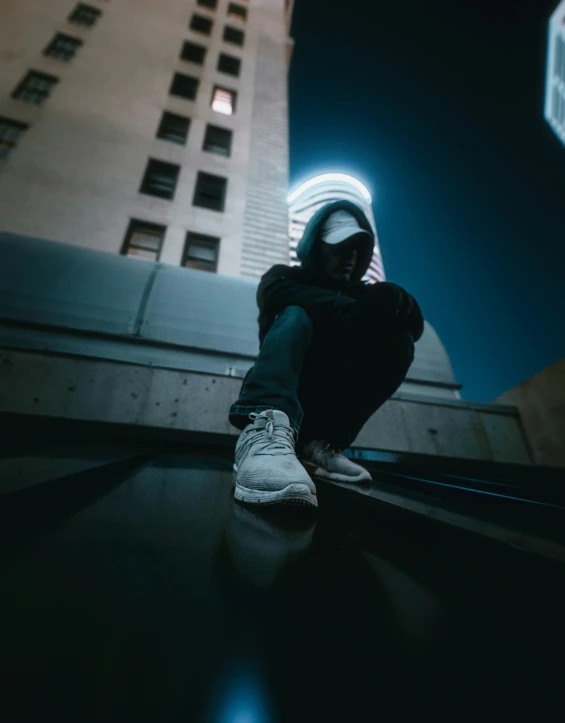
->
xmin=256 ymin=199 xmax=424 ymax=346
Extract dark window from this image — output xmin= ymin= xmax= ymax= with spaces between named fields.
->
xmin=223 ymin=26 xmax=244 ymax=46
xmin=68 ymin=3 xmax=101 ymax=27
xmin=556 ymin=36 xmax=565 ymax=82
xmin=552 ymin=88 xmax=560 ymax=121
xmin=227 ymin=3 xmax=247 ymax=22
xmin=193 ymin=172 xmax=227 ymax=211
xmin=211 ymin=85 xmax=237 ymax=115
xmin=0 ymin=117 xmax=28 ymax=161
xmin=197 ymin=0 xmax=218 ymax=8
xmin=218 ymin=53 xmax=241 ymax=77
xmin=156 ymin=112 xmax=190 ymax=145
xmin=182 ymin=232 xmax=220 ymax=272
xmin=12 ymin=71 xmax=59 ymax=106
xmin=169 ymin=73 xmax=199 ymax=101
xmin=121 ymin=220 xmax=166 ymax=262
xmin=190 ymin=14 xmax=213 ymax=34
xmin=44 ymin=33 xmax=83 ymax=62
xmin=139 ymin=159 xmax=180 ymax=200
xmin=203 ymin=124 xmax=232 ymax=156
xmin=180 ymin=41 xmax=207 ymax=64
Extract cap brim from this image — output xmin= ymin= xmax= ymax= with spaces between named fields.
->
xmin=322 ymin=227 xmax=373 ymax=246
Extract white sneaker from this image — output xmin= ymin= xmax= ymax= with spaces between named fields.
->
xmin=300 ymin=441 xmax=373 ymax=484
xmin=233 ymin=410 xmax=318 ymax=507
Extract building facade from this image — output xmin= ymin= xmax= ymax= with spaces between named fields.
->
xmin=545 ymin=0 xmax=565 ymax=147
xmin=0 ymin=0 xmax=293 ymax=278
xmin=288 ymin=173 xmax=385 ymax=283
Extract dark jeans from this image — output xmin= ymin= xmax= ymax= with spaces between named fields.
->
xmin=229 ymin=305 xmax=415 ymax=452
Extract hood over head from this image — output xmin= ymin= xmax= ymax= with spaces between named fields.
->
xmin=295 ymin=199 xmax=375 ymax=284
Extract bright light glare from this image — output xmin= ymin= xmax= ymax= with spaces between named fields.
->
xmin=209 ymin=661 xmax=273 ymax=723
xmin=212 ymin=90 xmax=234 ymax=115
xmin=287 ymin=173 xmax=372 ymax=204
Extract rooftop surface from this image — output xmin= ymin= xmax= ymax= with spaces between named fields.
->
xmin=1 ymin=428 xmax=564 ymax=722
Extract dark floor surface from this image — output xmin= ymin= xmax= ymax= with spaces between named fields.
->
xmin=1 ymin=450 xmax=564 ymax=723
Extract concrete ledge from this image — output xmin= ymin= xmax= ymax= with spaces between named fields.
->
xmin=0 ymin=347 xmax=534 ymax=465
xmin=326 ymin=479 xmax=565 ymax=565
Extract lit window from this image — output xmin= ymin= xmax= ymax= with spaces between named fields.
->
xmin=203 ymin=124 xmax=232 ymax=156
xmin=68 ymin=3 xmax=101 ymax=27
xmin=190 ymin=14 xmax=213 ymax=34
xmin=44 ymin=33 xmax=83 ymax=62
xmin=12 ymin=71 xmax=59 ymax=106
xmin=156 ymin=112 xmax=190 ymax=145
xmin=0 ymin=117 xmax=28 ymax=160
xmin=193 ymin=172 xmax=228 ymax=211
xmin=211 ymin=85 xmax=237 ymax=115
xmin=139 ymin=159 xmax=181 ymax=200
xmin=170 ymin=73 xmax=199 ymax=101
xmin=122 ymin=220 xmax=166 ymax=262
xmin=223 ymin=26 xmax=245 ymax=46
xmin=227 ymin=3 xmax=247 ymax=22
xmin=180 ymin=41 xmax=207 ymax=64
xmin=218 ymin=53 xmax=241 ymax=77
xmin=182 ymin=232 xmax=220 ymax=272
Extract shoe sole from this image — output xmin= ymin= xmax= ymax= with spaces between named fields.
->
xmin=233 ymin=466 xmax=318 ymax=508
xmin=300 ymin=459 xmax=372 ymax=485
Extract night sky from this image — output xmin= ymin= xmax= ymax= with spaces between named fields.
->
xmin=288 ymin=0 xmax=565 ymax=402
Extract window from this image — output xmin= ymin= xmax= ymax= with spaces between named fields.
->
xmin=223 ymin=26 xmax=244 ymax=46
xmin=218 ymin=53 xmax=241 ymax=77
xmin=211 ymin=85 xmax=237 ymax=115
xmin=68 ymin=3 xmax=101 ymax=27
xmin=227 ymin=3 xmax=247 ymax=22
xmin=139 ymin=159 xmax=180 ymax=200
xmin=12 ymin=71 xmax=59 ymax=105
xmin=44 ymin=33 xmax=83 ymax=61
xmin=169 ymin=73 xmax=199 ymax=101
xmin=180 ymin=41 xmax=207 ymax=64
xmin=0 ymin=118 xmax=28 ymax=161
xmin=122 ymin=220 xmax=166 ymax=262
xmin=552 ymin=88 xmax=560 ymax=122
xmin=190 ymin=14 xmax=213 ymax=35
xmin=556 ymin=35 xmax=565 ymax=82
xmin=157 ymin=111 xmax=190 ymax=145
xmin=182 ymin=232 xmax=220 ymax=272
xmin=193 ymin=171 xmax=227 ymax=211
xmin=197 ymin=0 xmax=218 ymax=8
xmin=203 ymin=124 xmax=232 ymax=156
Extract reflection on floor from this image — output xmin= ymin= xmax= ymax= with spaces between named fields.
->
xmin=1 ymin=451 xmax=564 ymax=722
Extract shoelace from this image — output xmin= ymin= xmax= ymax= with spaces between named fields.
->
xmin=321 ymin=440 xmax=342 ymax=456
xmin=237 ymin=412 xmax=296 ymax=461
xmin=249 ymin=411 xmax=275 ymax=441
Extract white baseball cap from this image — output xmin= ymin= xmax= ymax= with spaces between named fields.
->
xmin=320 ymin=209 xmax=373 ymax=246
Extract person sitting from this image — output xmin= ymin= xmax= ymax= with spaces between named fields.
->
xmin=228 ymin=199 xmax=424 ymax=508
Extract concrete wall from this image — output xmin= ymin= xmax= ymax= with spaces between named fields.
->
xmin=0 ymin=347 xmax=534 ymax=465
xmin=494 ymin=358 xmax=565 ymax=468
xmin=240 ymin=12 xmax=292 ymax=278
xmin=0 ymin=0 xmax=291 ymax=277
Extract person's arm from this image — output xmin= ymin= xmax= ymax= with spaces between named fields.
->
xmin=257 ymin=269 xmax=358 ymax=327
xmin=258 ymin=267 xmax=401 ymax=335
xmin=356 ymin=281 xmax=425 ymax=342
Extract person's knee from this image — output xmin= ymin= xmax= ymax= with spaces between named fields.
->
xmin=389 ymin=329 xmax=415 ymax=366
xmin=276 ymin=305 xmax=313 ymax=337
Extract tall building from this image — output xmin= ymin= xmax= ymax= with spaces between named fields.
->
xmin=545 ymin=0 xmax=565 ymax=146
xmin=288 ymin=173 xmax=386 ymax=283
xmin=0 ymin=0 xmax=293 ymax=279
xmin=0 ymin=0 xmax=537 ymax=468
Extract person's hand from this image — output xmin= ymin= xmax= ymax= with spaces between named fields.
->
xmin=400 ymin=293 xmax=424 ymax=341
xmin=362 ymin=282 xmax=411 ymax=320
xmin=359 ymin=282 xmax=424 ymax=341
